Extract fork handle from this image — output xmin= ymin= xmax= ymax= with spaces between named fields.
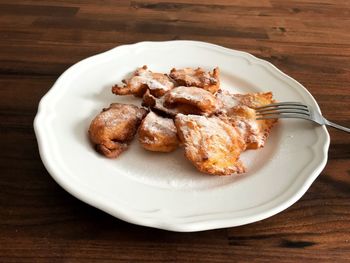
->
xmin=325 ymin=119 xmax=350 ymax=133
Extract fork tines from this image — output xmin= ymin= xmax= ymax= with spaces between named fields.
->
xmin=255 ymin=102 xmax=311 ymax=120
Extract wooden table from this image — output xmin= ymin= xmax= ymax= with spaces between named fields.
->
xmin=1 ymin=1 xmax=349 ymax=262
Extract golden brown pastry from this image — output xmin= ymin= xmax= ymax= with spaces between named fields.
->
xmin=141 ymin=90 xmax=179 ymax=117
xmin=217 ymin=90 xmax=275 ymax=111
xmin=112 ymin=65 xmax=175 ymax=98
xmin=138 ymin=112 xmax=179 ymax=152
xmin=216 ymin=90 xmax=277 ymax=149
xmin=220 ymin=106 xmax=263 ymax=149
xmin=163 ymin=86 xmax=220 ymax=115
xmin=142 ymin=87 xmax=219 ymax=117
xmin=89 ymin=64 xmax=279 ymax=177
xmin=170 ymin=67 xmax=220 ymax=94
xmin=89 ymin=103 xmax=147 ymax=158
xmin=175 ymin=114 xmax=246 ymax=175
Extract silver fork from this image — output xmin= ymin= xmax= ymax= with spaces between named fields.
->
xmin=255 ymin=102 xmax=350 ymax=133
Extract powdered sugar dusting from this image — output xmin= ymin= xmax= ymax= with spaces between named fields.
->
xmin=170 ymin=67 xmax=217 ymax=87
xmin=216 ymin=90 xmax=270 ymax=148
xmin=166 ymin=86 xmax=218 ymax=112
xmin=130 ymin=67 xmax=173 ymax=92
xmin=232 ymin=117 xmax=263 ymax=147
xmin=170 ymin=86 xmax=209 ymax=101
xmin=100 ymin=104 xmax=142 ymax=126
xmin=143 ymin=111 xmax=177 ymax=135
xmin=179 ymin=115 xmax=231 ymax=142
xmin=175 ymin=114 xmax=244 ymax=174
xmin=216 ymin=90 xmax=240 ymax=113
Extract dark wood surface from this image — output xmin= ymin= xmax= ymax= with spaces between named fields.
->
xmin=1 ymin=0 xmax=350 ymax=262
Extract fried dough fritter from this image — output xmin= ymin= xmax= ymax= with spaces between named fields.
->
xmin=88 ymin=103 xmax=147 ymax=158
xmin=141 ymin=90 xmax=179 ymax=117
xmin=175 ymin=114 xmax=246 ymax=175
xmin=216 ymin=90 xmax=277 ymax=149
xmin=90 ymin=64 xmax=279 ymax=176
xmin=112 ymin=65 xmax=175 ymax=98
xmin=138 ymin=112 xmax=179 ymax=152
xmin=219 ymin=106 xmax=263 ymax=149
xmin=217 ymin=90 xmax=275 ymax=112
xmin=169 ymin=67 xmax=220 ymax=93
xmin=142 ymin=88 xmax=216 ymax=117
xmin=163 ymin=86 xmax=220 ymax=115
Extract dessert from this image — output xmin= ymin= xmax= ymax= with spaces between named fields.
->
xmin=88 ymin=66 xmax=277 ymax=175
xmin=138 ymin=111 xmax=179 ymax=152
xmin=175 ymin=114 xmax=246 ymax=175
xmin=112 ymin=65 xmax=175 ymax=98
xmin=88 ymin=103 xmax=147 ymax=158
xmin=170 ymin=67 xmax=220 ymax=94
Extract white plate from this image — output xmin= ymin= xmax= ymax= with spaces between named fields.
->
xmin=34 ymin=41 xmax=330 ymax=232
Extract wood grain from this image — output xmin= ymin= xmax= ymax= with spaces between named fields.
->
xmin=0 ymin=0 xmax=349 ymax=262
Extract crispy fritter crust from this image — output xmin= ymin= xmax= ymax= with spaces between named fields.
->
xmin=91 ymin=65 xmax=279 ymax=176
xmin=216 ymin=90 xmax=277 ymax=149
xmin=175 ymin=114 xmax=246 ymax=175
xmin=138 ymin=112 xmax=179 ymax=152
xmin=170 ymin=67 xmax=220 ymax=94
xmin=163 ymin=86 xmax=220 ymax=115
xmin=142 ymin=87 xmax=218 ymax=117
xmin=112 ymin=65 xmax=175 ymax=98
xmin=88 ymin=103 xmax=147 ymax=158
xmin=141 ymin=90 xmax=180 ymax=117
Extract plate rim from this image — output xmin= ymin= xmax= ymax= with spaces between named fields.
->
xmin=34 ymin=40 xmax=330 ymax=232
